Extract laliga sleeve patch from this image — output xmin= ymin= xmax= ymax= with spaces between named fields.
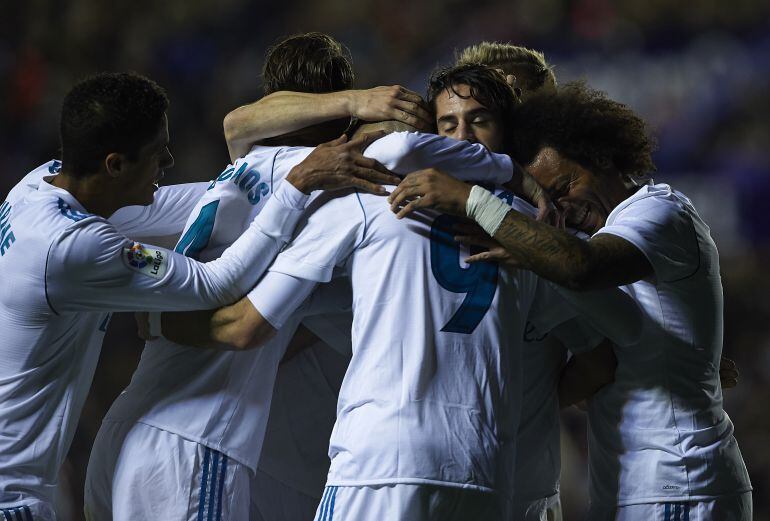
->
xmin=123 ymin=242 xmax=168 ymax=279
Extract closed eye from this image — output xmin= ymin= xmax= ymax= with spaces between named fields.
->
xmin=552 ymin=171 xmax=579 ymax=198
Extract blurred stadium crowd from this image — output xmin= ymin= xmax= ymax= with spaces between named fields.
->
xmin=1 ymin=0 xmax=768 ymax=519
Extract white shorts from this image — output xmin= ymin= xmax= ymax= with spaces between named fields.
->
xmin=588 ymin=492 xmax=753 ymax=521
xmin=511 ymin=492 xmax=562 ymax=521
xmin=250 ymin=468 xmax=321 ymax=521
xmin=312 ymin=484 xmax=503 ymax=521
xmin=85 ymin=421 xmax=251 ymax=521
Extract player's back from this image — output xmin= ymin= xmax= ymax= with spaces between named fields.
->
xmin=102 ymin=144 xmax=313 ymax=468
xmin=101 ymin=131 xmax=517 ymax=474
xmin=271 ymin=187 xmax=549 ymax=493
xmin=0 ymin=164 xmax=109 ymax=508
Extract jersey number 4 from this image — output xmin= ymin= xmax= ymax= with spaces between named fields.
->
xmin=430 ymin=215 xmax=499 ymax=334
xmin=175 ymin=200 xmax=219 ymax=260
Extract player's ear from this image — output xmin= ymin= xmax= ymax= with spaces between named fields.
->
xmin=104 ymin=153 xmax=125 ymax=178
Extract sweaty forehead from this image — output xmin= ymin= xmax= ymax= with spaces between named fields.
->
xmin=526 ymin=147 xmax=567 ymax=186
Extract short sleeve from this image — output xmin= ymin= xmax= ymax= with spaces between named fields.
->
xmin=268 ymin=191 xmax=366 ymax=282
xmin=300 ymin=274 xmax=353 ymax=356
xmin=301 ymin=276 xmax=353 ymax=317
xmin=247 ymin=272 xmax=318 ymax=329
xmin=596 ymin=192 xmax=700 ymax=283
xmin=245 ymin=271 xmax=351 ymax=337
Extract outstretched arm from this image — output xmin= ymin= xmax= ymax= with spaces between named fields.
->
xmin=387 ymin=170 xmax=651 ymax=290
xmin=476 ymin=211 xmax=652 ymax=290
xmin=160 ymin=297 xmax=278 ymax=350
xmin=224 ymin=86 xmax=432 ymax=161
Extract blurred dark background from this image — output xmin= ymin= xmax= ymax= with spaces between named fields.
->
xmin=1 ymin=0 xmax=768 ymax=519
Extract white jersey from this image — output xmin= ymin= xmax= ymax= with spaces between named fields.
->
xmin=257 ymin=340 xmax=350 ymax=498
xmin=101 ymin=131 xmax=516 ymax=471
xmin=7 ymin=160 xmax=208 ymax=238
xmin=249 ymin=188 xmax=577 ymax=495
xmin=510 ymin=318 xmax=602 ymax=512
xmin=0 ymin=160 xmax=306 ymax=509
xmin=588 ymin=183 xmax=751 ymax=505
xmin=512 ymin=334 xmax=565 ymax=505
xmin=510 ymin=230 xmax=594 ymax=511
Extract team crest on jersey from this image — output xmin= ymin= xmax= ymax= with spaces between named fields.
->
xmin=123 ymin=242 xmax=168 ymax=279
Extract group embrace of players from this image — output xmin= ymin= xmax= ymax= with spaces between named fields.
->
xmin=0 ymin=32 xmax=753 ymax=521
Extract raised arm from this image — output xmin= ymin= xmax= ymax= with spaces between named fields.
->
xmin=224 ymin=86 xmax=432 ymax=161
xmin=48 ymin=134 xmax=395 ymax=314
xmin=364 ymin=132 xmax=514 ymax=184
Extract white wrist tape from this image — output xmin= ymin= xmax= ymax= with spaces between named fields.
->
xmin=148 ymin=312 xmax=163 ymax=339
xmin=466 ymin=185 xmax=511 ymax=236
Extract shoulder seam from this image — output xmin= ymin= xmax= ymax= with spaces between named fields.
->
xmin=353 ymin=191 xmax=368 ymax=249
xmin=44 ymin=241 xmax=60 ymax=316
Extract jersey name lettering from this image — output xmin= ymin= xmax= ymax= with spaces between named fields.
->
xmin=0 ymin=201 xmax=15 ymax=256
xmin=207 ymin=162 xmax=270 ymax=205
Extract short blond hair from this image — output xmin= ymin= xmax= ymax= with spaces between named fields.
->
xmin=456 ymin=42 xmax=556 ymax=94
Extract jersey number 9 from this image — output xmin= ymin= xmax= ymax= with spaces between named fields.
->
xmin=430 ymin=215 xmax=499 ymax=334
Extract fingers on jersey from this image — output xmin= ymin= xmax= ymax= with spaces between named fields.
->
xmin=388 ymin=169 xmax=470 ymax=218
xmin=286 ymin=131 xmax=398 ymax=194
xmin=451 ymin=221 xmax=517 ymax=265
xmin=346 ymin=129 xmax=387 ymax=149
xmin=317 ymin=134 xmax=349 ymax=148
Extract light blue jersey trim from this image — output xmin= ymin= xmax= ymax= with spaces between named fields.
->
xmin=353 ymin=192 xmax=368 ymax=249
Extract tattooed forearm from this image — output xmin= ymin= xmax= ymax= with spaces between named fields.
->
xmin=492 ymin=212 xmax=652 ymax=290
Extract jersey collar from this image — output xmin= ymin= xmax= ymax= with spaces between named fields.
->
xmin=37 ymin=178 xmax=90 ymax=214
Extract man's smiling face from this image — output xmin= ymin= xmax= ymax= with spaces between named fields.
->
xmin=525 ymin=147 xmax=627 ymax=234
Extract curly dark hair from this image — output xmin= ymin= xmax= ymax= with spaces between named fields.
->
xmin=60 ymin=72 xmax=169 ymax=176
xmin=262 ymin=32 xmax=354 ymax=96
xmin=427 ymin=63 xmax=519 ymax=141
xmin=510 ymin=81 xmax=656 ymax=180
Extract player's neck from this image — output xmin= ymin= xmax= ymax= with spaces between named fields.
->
xmin=50 ymin=170 xmax=121 ymax=218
